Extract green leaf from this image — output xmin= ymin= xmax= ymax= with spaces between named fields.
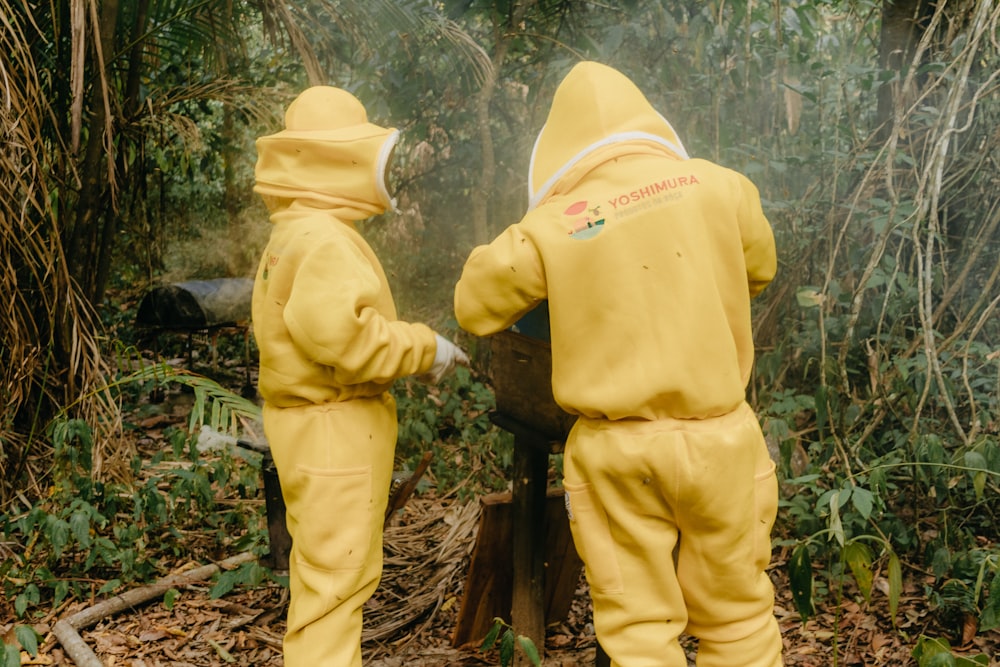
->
xmin=912 ymin=635 xmax=951 ymax=662
xmin=14 ymin=584 xmax=39 ymax=618
xmin=795 ymin=287 xmax=824 ymax=308
xmin=480 ymin=620 xmax=501 ymax=650
xmin=14 ymin=625 xmax=39 ymax=657
xmin=53 ymin=580 xmax=69 ymax=608
xmin=912 ymin=635 xmax=961 ymax=667
xmin=963 ymin=451 xmax=987 ymax=470
xmin=828 ymin=492 xmax=845 ymax=547
xmin=785 ymin=474 xmax=822 ymax=485
xmin=208 ymin=637 xmax=236 ymax=663
xmin=814 ymin=386 xmax=828 ymax=437
xmin=3 ymin=644 xmax=20 ymax=667
xmin=850 ymin=486 xmax=875 ymax=520
xmin=888 ymin=551 xmax=902 ymax=626
xmin=69 ymin=509 xmax=93 ymax=547
xmin=499 ymin=628 xmax=515 ymax=667
xmin=965 ymin=452 xmax=988 ymax=501
xmin=163 ymin=588 xmax=180 ymax=610
xmin=210 ymin=567 xmax=242 ymax=599
xmin=978 ymin=570 xmax=1000 ymax=631
xmin=45 ymin=515 xmax=70 ymax=556
xmin=971 ymin=470 xmax=986 ymax=501
xmin=844 ymin=542 xmax=874 ymax=602
xmin=98 ymin=579 xmax=121 ymax=596
xmin=789 ymin=543 xmax=813 ymax=621
xmin=517 ymin=635 xmax=541 ymax=666
xmin=931 ymin=547 xmax=952 ymax=578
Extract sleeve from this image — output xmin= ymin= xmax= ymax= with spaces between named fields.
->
xmin=283 ymin=238 xmax=437 ymax=384
xmin=454 ymin=223 xmax=547 ymax=337
xmin=736 ymin=174 xmax=777 ymax=298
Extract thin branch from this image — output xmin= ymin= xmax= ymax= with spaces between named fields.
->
xmin=51 ymin=551 xmax=257 ymax=666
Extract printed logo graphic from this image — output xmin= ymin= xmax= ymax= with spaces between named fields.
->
xmin=564 ymin=200 xmax=605 ymax=240
xmin=262 ymin=253 xmax=278 ymax=280
xmin=608 ymin=174 xmax=700 ymax=212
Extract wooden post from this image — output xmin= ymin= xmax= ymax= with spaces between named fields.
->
xmin=451 ymin=487 xmax=582 ymax=648
xmin=511 ymin=429 xmax=549 ymax=666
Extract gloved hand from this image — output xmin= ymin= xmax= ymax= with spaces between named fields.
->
xmin=424 ymin=334 xmax=470 ymax=384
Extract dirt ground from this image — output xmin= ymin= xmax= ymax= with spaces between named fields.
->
xmin=12 ymin=492 xmax=999 ymax=667
xmin=6 ymin=378 xmax=998 ymax=666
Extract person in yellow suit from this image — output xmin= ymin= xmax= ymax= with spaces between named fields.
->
xmin=251 ymin=86 xmax=468 ymax=667
xmin=454 ymin=62 xmax=782 ymax=667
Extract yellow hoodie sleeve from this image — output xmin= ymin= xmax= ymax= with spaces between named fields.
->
xmin=736 ymin=174 xmax=777 ymax=298
xmin=283 ymin=237 xmax=436 ymax=384
xmin=454 ymin=224 xmax=547 ymax=336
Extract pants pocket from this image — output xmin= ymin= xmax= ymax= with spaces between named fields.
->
xmin=291 ymin=465 xmax=373 ymax=572
xmin=563 ymin=481 xmax=624 ymax=596
xmin=753 ymin=459 xmax=778 ymax=573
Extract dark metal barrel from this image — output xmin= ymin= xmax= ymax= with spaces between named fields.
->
xmin=136 ymin=278 xmax=253 ymax=330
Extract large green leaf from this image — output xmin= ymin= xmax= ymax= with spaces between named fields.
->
xmin=888 ymin=551 xmax=902 ymax=626
xmin=789 ymin=543 xmax=814 ymax=621
xmin=517 ymin=635 xmax=541 ymax=666
xmin=844 ymin=541 xmax=874 ymax=603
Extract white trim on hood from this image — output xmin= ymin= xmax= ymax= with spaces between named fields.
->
xmin=376 ymin=129 xmax=401 ymax=213
xmin=527 ymin=115 xmax=689 ymax=211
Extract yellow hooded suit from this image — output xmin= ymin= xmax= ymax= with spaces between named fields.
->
xmin=252 ymin=86 xmax=438 ymax=667
xmin=454 ymin=63 xmax=783 ymax=666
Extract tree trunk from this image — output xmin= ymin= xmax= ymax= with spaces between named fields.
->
xmin=221 ymin=0 xmax=244 ymax=277
xmin=473 ymin=62 xmax=500 ymax=247
xmin=875 ymin=0 xmax=933 ymax=142
xmin=471 ymin=1 xmax=535 ymax=247
xmin=67 ymin=0 xmax=120 ymax=306
xmin=94 ymin=0 xmax=151 ymax=306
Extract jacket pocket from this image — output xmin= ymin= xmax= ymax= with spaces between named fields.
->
xmin=292 ymin=465 xmax=372 ymax=572
xmin=563 ymin=481 xmax=623 ymax=595
xmin=753 ymin=459 xmax=778 ymax=573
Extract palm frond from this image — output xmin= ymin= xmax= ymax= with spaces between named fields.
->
xmin=114 ymin=361 xmax=261 ymax=436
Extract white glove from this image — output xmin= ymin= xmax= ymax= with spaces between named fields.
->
xmin=425 ymin=334 xmax=470 ymax=383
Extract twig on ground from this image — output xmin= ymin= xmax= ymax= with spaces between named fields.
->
xmin=51 ymin=551 xmax=257 ymax=666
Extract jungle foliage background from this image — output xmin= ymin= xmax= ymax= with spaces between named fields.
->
xmin=2 ymin=0 xmax=999 ymax=664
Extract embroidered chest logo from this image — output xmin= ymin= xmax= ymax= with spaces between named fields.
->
xmin=262 ymin=253 xmax=279 ymax=280
xmin=565 ymin=200 xmax=605 ymax=240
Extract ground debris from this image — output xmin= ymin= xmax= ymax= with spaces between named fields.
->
xmin=12 ymin=496 xmax=1000 ymax=666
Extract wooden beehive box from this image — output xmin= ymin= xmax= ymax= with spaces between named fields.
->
xmin=487 ymin=304 xmax=575 ymax=442
xmin=452 ymin=488 xmax=582 ymax=647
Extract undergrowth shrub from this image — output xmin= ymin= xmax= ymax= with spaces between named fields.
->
xmin=0 ymin=358 xmax=520 ymax=635
xmin=0 ymin=369 xmax=271 ymax=627
xmin=394 ymin=366 xmax=513 ymax=500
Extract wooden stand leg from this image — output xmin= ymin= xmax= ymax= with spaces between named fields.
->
xmin=511 ymin=434 xmax=548 ymax=665
xmin=596 ymin=642 xmax=611 ymax=666
xmin=210 ymin=330 xmax=220 ymax=371
xmin=242 ymin=327 xmax=254 ymax=397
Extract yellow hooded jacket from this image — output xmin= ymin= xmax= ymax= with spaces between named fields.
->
xmin=252 ymin=87 xmax=437 ymax=407
xmin=454 ymin=62 xmax=777 ymax=421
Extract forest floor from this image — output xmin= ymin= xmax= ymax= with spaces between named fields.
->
xmin=6 ymin=367 xmax=1000 ymax=666
xmin=13 ymin=494 xmax=1000 ymax=667
xmin=15 ymin=477 xmax=1000 ymax=665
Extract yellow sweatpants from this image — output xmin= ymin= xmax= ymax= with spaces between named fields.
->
xmin=563 ymin=402 xmax=783 ymax=667
xmin=262 ymin=395 xmax=397 ymax=667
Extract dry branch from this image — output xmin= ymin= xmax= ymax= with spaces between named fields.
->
xmin=51 ymin=551 xmax=257 ymax=667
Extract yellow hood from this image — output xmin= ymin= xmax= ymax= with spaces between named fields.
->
xmin=528 ymin=61 xmax=688 ymax=210
xmin=254 ymin=86 xmax=399 ymax=220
